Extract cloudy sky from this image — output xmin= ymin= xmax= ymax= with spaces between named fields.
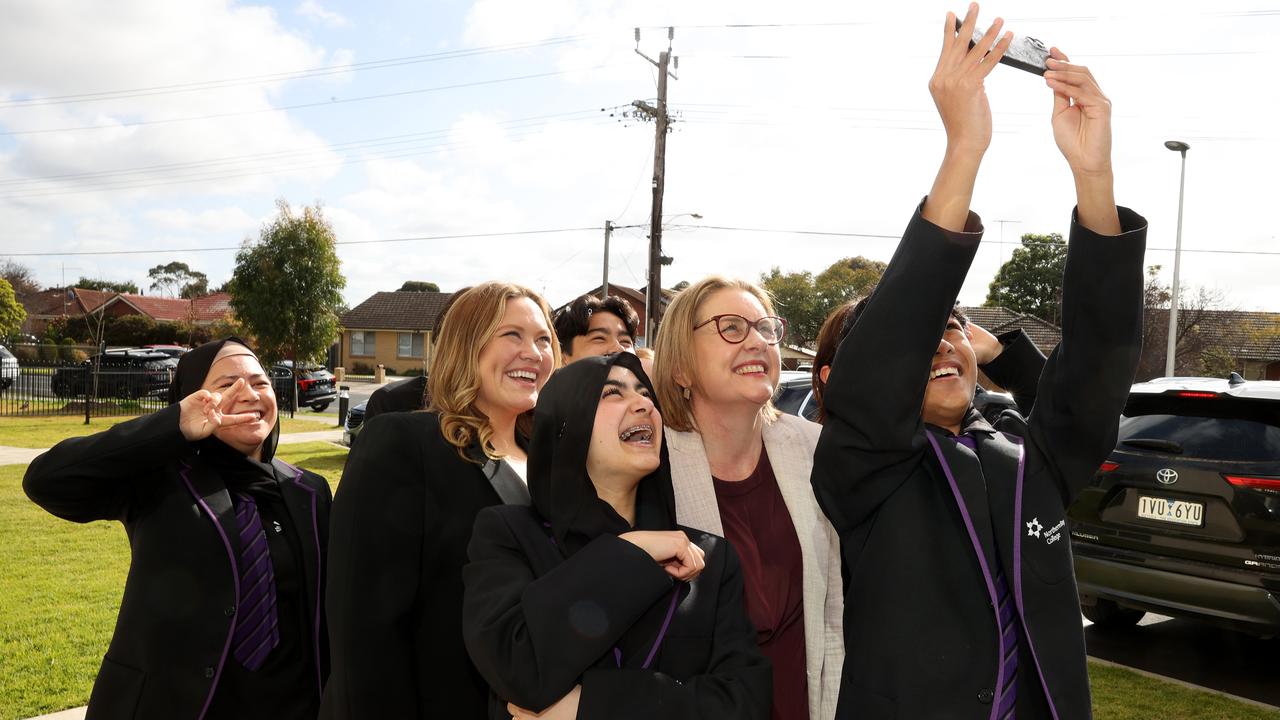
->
xmin=1 ymin=0 xmax=1276 ymax=318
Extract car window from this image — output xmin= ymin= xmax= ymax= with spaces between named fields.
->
xmin=1120 ymin=399 xmax=1280 ymax=462
xmin=774 ymin=384 xmax=811 ymax=415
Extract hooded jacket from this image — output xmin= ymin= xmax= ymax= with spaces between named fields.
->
xmin=23 ymin=338 xmax=331 ymax=720
xmin=463 ymin=353 xmax=772 ymax=719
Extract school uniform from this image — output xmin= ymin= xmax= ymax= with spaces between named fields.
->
xmin=319 ymin=409 xmax=529 ymax=719
xmin=23 ymin=339 xmax=331 ymax=720
xmin=811 ymin=203 xmax=1147 ymax=719
xmin=463 ymin=353 xmax=772 ymax=720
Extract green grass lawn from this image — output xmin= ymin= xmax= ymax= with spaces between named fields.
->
xmin=0 ymin=416 xmax=339 ymax=449
xmin=0 ymin=436 xmax=1275 ymax=720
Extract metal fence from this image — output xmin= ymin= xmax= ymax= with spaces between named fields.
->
xmin=0 ymin=343 xmax=171 ymax=419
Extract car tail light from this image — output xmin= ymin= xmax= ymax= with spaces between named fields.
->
xmin=299 ymin=379 xmax=314 ymax=390
xmin=1099 ymin=461 xmax=1120 ymax=473
xmin=1224 ymin=475 xmax=1280 ymax=490
xmin=1174 ymin=391 xmax=1218 ymax=399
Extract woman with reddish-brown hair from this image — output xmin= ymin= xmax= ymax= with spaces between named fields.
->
xmin=651 ymin=276 xmax=844 ymax=720
xmin=321 ymin=282 xmax=560 ymax=719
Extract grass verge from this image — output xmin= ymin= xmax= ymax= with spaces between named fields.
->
xmin=0 ymin=416 xmax=338 ymax=450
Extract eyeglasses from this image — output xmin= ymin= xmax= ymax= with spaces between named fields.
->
xmin=693 ymin=314 xmax=787 ymax=345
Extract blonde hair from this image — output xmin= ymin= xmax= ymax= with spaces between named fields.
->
xmin=652 ymin=276 xmax=781 ymax=432
xmin=428 ymin=282 xmax=561 ymax=461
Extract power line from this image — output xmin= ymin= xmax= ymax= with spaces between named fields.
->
xmin=0 ymin=65 xmax=617 ymax=136
xmin=4 ymin=228 xmax=600 ymax=257
xmin=0 ymin=35 xmax=593 ymax=110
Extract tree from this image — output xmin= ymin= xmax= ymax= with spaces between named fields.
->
xmin=0 ymin=259 xmax=40 ymax=297
xmin=227 ymin=200 xmax=345 ymax=365
xmin=671 ymin=280 xmax=691 ymax=293
xmin=760 ymin=256 xmax=886 ymax=347
xmin=0 ymin=279 xmax=26 ymax=337
xmin=1136 ymin=265 xmax=1234 ymax=380
xmin=148 ymin=261 xmax=210 ymax=298
xmin=984 ymin=233 xmax=1068 ymax=324
xmin=397 ymin=281 xmax=440 ymax=292
xmin=75 ymin=277 xmax=140 ymax=294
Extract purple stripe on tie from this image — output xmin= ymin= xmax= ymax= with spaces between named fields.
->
xmin=230 ymin=493 xmax=279 ymax=671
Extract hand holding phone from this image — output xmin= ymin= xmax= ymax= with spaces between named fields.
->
xmin=958 ymin=17 xmax=1050 ymax=75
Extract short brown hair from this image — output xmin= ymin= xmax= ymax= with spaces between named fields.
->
xmin=652 ymin=276 xmax=780 ymax=432
xmin=428 ymin=282 xmax=561 ymax=461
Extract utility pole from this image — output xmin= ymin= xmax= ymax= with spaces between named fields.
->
xmin=601 ymin=220 xmax=613 ymax=300
xmin=633 ymin=27 xmax=677 ymax=346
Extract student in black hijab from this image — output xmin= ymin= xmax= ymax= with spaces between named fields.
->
xmin=24 ymin=337 xmax=332 ymax=720
xmin=463 ymin=352 xmax=771 ymax=720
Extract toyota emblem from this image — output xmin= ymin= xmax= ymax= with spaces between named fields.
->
xmin=1156 ymin=468 xmax=1179 ymax=485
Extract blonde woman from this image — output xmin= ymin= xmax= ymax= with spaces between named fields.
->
xmin=653 ymin=277 xmax=843 ymax=720
xmin=321 ymin=282 xmax=560 ymax=719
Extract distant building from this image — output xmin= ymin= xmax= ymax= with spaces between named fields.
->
xmin=338 ymin=291 xmax=454 ymax=374
xmin=20 ymin=288 xmax=232 ymax=336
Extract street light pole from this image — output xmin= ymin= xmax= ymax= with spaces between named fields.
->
xmin=1164 ymin=140 xmax=1190 ymax=377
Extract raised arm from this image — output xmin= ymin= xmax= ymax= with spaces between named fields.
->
xmin=813 ymin=4 xmax=1009 ymax=532
xmin=1028 ymin=49 xmax=1147 ymax=502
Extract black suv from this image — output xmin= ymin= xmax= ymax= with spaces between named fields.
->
xmin=271 ymin=361 xmax=338 ymax=412
xmin=51 ymin=350 xmax=177 ymax=399
xmin=1068 ymin=375 xmax=1280 ymax=636
xmin=773 ymin=371 xmax=819 ymax=422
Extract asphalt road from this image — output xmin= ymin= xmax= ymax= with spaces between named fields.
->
xmin=1084 ymin=613 xmax=1280 ymax=707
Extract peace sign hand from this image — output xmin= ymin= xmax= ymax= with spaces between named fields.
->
xmin=178 ymin=378 xmax=264 ymax=442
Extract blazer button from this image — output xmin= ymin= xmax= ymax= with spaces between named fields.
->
xmin=224 ymin=605 xmax=236 ymax=617
xmin=977 ymin=688 xmax=994 ymax=704
xmin=204 ymin=666 xmax=216 ymax=679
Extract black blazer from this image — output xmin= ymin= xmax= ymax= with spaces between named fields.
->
xmin=320 ymin=411 xmax=528 ymax=719
xmin=22 ymin=405 xmax=332 ymax=720
xmin=463 ymin=506 xmax=772 ymax=719
xmin=812 ymin=204 xmax=1147 ymax=719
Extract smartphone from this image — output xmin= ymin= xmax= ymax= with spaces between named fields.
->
xmin=957 ymin=18 xmax=1050 ymax=76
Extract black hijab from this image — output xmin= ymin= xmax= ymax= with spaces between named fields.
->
xmin=168 ymin=336 xmax=281 ymax=462
xmin=528 ymin=352 xmax=677 ymax=556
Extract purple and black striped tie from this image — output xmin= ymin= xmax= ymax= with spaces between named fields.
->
xmin=954 ymin=433 xmax=1018 ymax=719
xmin=231 ymin=492 xmax=279 ymax=671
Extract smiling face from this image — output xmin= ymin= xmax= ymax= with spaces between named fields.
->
xmin=201 ymin=346 xmax=277 ymax=458
xmin=921 ymin=316 xmax=978 ymax=433
xmin=586 ymin=365 xmax=662 ymax=488
xmin=566 ymin=310 xmax=635 ymax=362
xmin=685 ymin=288 xmax=781 ymax=413
xmin=474 ymin=297 xmax=556 ymax=423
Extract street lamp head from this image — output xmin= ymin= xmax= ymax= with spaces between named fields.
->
xmin=690 ymin=213 xmax=703 ymax=220
xmin=1164 ymin=140 xmax=1190 ymax=153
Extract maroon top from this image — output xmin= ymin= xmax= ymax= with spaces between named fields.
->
xmin=713 ymin=448 xmax=809 ymax=720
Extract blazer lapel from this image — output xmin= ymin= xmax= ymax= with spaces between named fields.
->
xmin=976 ymin=433 xmax=1025 ymax=590
xmin=665 ymin=429 xmax=724 ymax=536
xmin=924 ymin=431 xmax=1001 ymax=593
xmin=178 ymin=459 xmax=241 ymax=564
xmin=762 ymin=417 xmax=829 ymax=719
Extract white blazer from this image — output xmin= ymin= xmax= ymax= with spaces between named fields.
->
xmin=666 ymin=413 xmax=844 ymax=720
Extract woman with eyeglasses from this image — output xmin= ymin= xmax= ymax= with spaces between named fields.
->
xmin=651 ymin=277 xmax=844 ymax=720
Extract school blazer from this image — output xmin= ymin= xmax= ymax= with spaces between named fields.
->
xmin=666 ymin=414 xmax=845 ymax=720
xmin=22 ymin=405 xmax=331 ymax=720
xmin=812 ymin=204 xmax=1147 ymax=719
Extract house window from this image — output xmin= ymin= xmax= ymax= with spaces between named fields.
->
xmin=351 ymin=331 xmax=376 ymax=356
xmin=398 ymin=332 xmax=424 ymax=358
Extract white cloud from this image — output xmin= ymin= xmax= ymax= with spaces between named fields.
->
xmin=297 ymin=0 xmax=349 ymax=28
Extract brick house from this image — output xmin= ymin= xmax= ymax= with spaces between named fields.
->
xmin=338 ymin=291 xmax=453 ymax=374
xmin=20 ymin=287 xmax=232 ymax=336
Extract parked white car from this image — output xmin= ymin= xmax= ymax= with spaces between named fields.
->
xmin=0 ymin=344 xmax=19 ymax=390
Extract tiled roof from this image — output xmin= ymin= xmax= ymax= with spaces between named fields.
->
xmin=959 ymin=306 xmax=1063 ymax=355
xmin=340 ymin=291 xmax=454 ymax=331
xmin=113 ymin=292 xmax=233 ymax=322
xmin=1148 ymin=308 xmax=1280 ymax=361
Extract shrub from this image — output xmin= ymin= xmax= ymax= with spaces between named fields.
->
xmin=350 ymin=362 xmax=374 ymax=375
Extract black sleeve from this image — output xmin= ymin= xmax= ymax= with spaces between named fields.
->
xmin=462 ymin=508 xmax=674 ymax=712
xmin=323 ymin=413 xmax=428 ymax=717
xmin=22 ymin=404 xmax=189 ymax=523
xmin=1027 ymin=207 xmax=1147 ymax=504
xmin=575 ymin=540 xmax=772 ymax=720
xmin=812 ymin=203 xmax=983 ymax=533
xmin=980 ymin=328 xmax=1047 ymax=416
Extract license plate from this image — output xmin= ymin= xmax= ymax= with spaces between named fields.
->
xmin=1137 ymin=496 xmax=1204 ymax=526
